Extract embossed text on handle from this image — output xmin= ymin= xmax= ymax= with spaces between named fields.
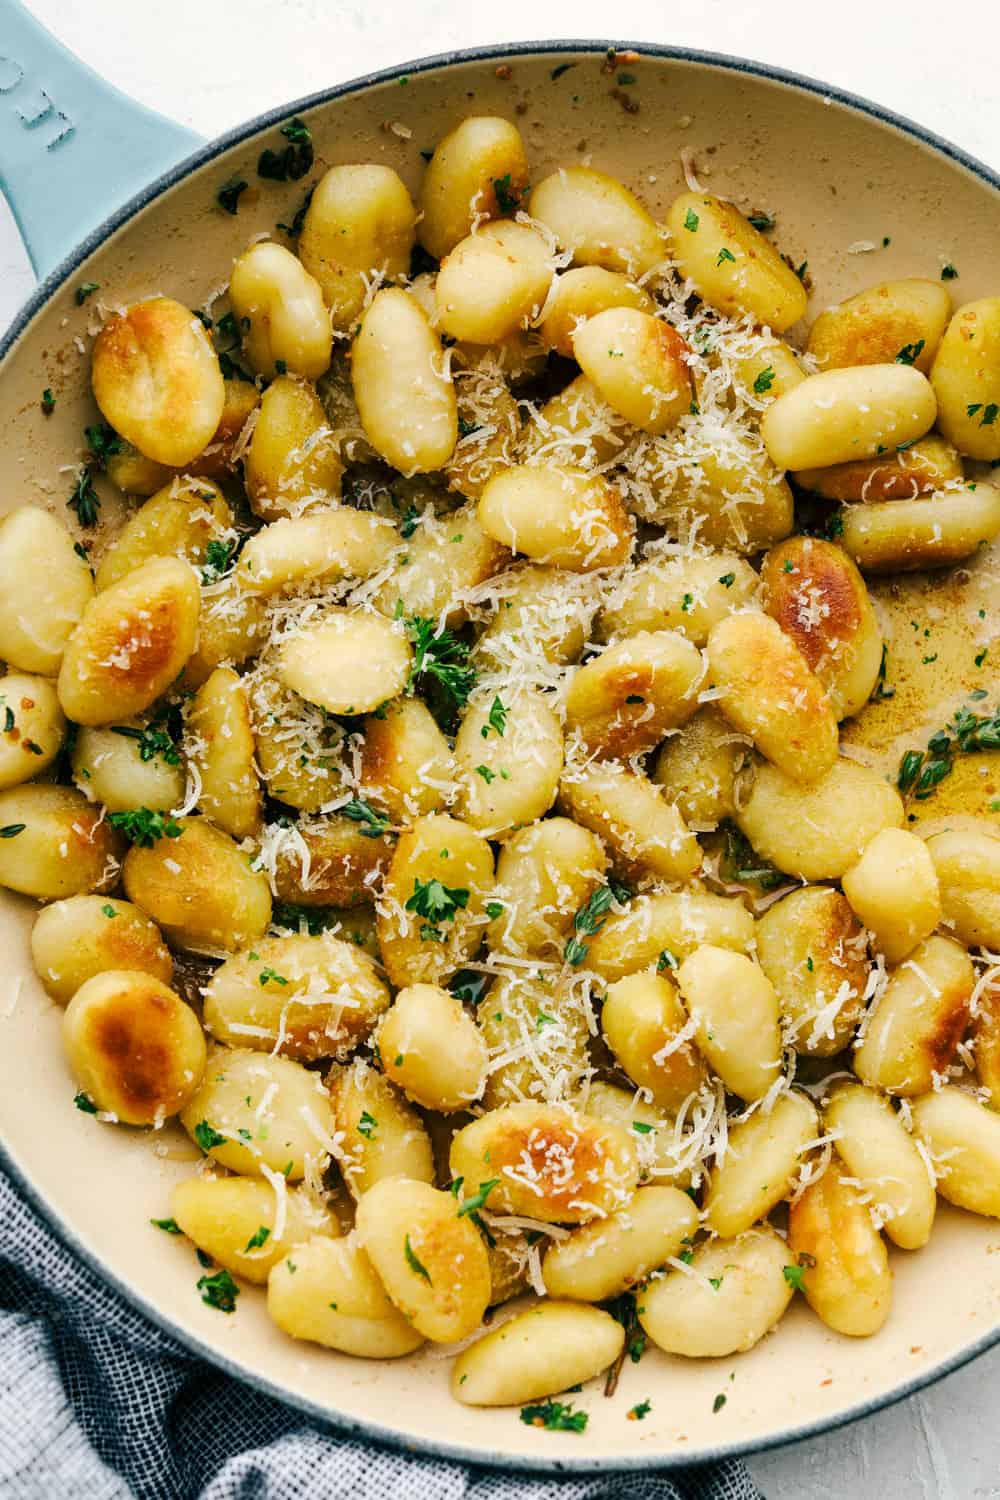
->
xmin=0 ymin=54 xmax=74 ymax=148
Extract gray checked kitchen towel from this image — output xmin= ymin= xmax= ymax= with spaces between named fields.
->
xmin=0 ymin=1168 xmax=762 ymax=1500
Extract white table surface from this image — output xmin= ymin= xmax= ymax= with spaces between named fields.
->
xmin=4 ymin=1 xmax=1000 ymax=1493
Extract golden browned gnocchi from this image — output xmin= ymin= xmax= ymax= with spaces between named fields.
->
xmin=92 ymin=297 xmax=225 ymax=466
xmin=707 ymin=610 xmax=838 ymax=783
xmin=13 ymin=110 xmax=1000 ymax=1418
xmin=58 ymin=556 xmax=200 ymax=726
xmin=63 ymin=970 xmax=206 ymax=1124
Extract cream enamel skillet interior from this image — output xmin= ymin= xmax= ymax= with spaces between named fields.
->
xmin=2 ymin=37 xmax=1000 ymax=1473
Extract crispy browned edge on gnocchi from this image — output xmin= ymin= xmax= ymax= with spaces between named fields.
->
xmin=4 ymin=98 xmax=999 ymax=1429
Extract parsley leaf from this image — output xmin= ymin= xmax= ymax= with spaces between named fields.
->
xmin=404 ymin=1234 xmax=432 ymax=1282
xmin=895 ymin=339 xmax=925 ymax=366
xmin=197 ymin=1267 xmax=240 ymax=1312
xmin=405 ymin=615 xmax=477 ymax=716
xmin=244 ymin=1226 xmax=271 ymax=1251
xmin=783 ymin=1263 xmax=807 ymax=1292
xmin=628 ymin=1399 xmax=652 ymax=1421
xmin=457 ymin=1178 xmax=500 ymax=1217
xmin=747 ymin=211 xmax=775 ymax=231
xmin=481 ymin=695 xmax=507 ymax=739
xmin=107 ymin=808 xmax=183 ymax=848
xmin=492 ymin=173 xmax=523 ymax=214
xmin=110 ymin=723 xmax=181 ymax=765
xmin=74 ymin=1091 xmax=98 ymax=1114
xmin=683 ymin=208 xmax=699 ymax=233
xmin=201 ymin=538 xmax=236 ymax=582
xmin=217 ymin=178 xmax=248 ymax=215
xmin=41 ymin=388 xmax=55 ymax=414
xmin=520 ymin=1400 xmax=587 ymax=1433
xmin=406 ymin=876 xmax=470 ymax=942
xmin=84 ymin=422 xmax=124 ymax=468
xmin=941 ymin=263 xmax=959 ymax=280
xmin=75 ymin=282 xmax=99 ymax=305
xmin=193 ymin=1120 xmax=227 ymax=1152
xmin=357 ymin=1110 xmax=378 ymax=1140
xmin=258 ymin=117 xmax=313 ymax=181
xmin=753 ymin=367 xmax=775 ymax=395
xmin=0 ymin=824 xmax=25 ymax=839
xmin=716 ymin=246 xmax=736 ymax=266
xmin=150 ymin=1216 xmax=182 ymax=1234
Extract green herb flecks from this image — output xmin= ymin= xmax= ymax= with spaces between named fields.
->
xmin=340 ymin=798 xmax=392 ymax=838
xmin=258 ymin=117 xmax=313 ymax=181
xmin=406 ymin=876 xmax=470 ymax=943
xmin=404 ymin=1234 xmax=432 ymax=1282
xmin=193 ymin=1120 xmax=227 ymax=1152
xmin=564 ymin=885 xmax=617 ymax=967
xmin=217 ymin=178 xmax=248 ymax=215
xmin=520 ymin=1400 xmax=587 ymax=1433
xmin=107 ymin=808 xmax=183 ymax=848
xmin=197 ymin=1267 xmax=240 ymax=1312
xmin=67 ymin=467 xmax=100 ymax=528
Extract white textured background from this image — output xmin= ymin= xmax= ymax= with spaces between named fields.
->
xmin=4 ymin=1 xmax=1000 ymax=1495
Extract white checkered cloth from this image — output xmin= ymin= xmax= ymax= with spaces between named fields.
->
xmin=0 ymin=1170 xmax=762 ymax=1500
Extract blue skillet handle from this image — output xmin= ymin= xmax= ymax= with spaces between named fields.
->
xmin=0 ymin=0 xmax=203 ymax=282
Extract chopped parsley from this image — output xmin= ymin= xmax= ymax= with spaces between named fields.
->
xmin=720 ymin=822 xmax=784 ymax=890
xmin=74 ymin=1091 xmax=98 ymax=1114
xmin=244 ymin=1226 xmax=271 ymax=1252
xmin=404 ymin=1234 xmax=432 ymax=1283
xmin=193 ymin=1120 xmax=227 ymax=1152
xmin=110 ymin=723 xmax=180 ymax=765
xmin=941 ymin=263 xmax=959 ymax=280
xmin=457 ymin=1178 xmax=500 ymax=1217
xmin=492 ymin=173 xmax=522 ymax=214
xmin=450 ymin=969 xmax=490 ymax=1005
xmin=895 ymin=339 xmax=925 ymax=366
xmin=485 ymin=901 xmax=504 ymax=919
xmin=405 ymin=615 xmax=477 ymax=716
xmin=564 ymin=885 xmax=615 ymax=967
xmin=75 ymin=282 xmax=99 ymax=305
xmin=197 ymin=1267 xmax=240 ymax=1313
xmin=85 ymin=422 xmax=124 ymax=468
xmin=753 ymin=367 xmax=775 ymax=395
xmin=41 ymin=388 xmax=55 ymax=414
xmin=101 ymin=904 xmax=117 ymax=918
xmin=357 ymin=1110 xmax=378 ymax=1139
xmin=475 ymin=764 xmax=497 ymax=784
xmin=783 ymin=1263 xmax=808 ymax=1292
xmin=258 ymin=117 xmax=313 ymax=181
xmin=631 ymin=1120 xmax=654 ymax=1135
xmin=107 ymin=808 xmax=183 ymax=847
xmin=657 ymin=949 xmax=678 ymax=972
xmin=520 ymin=1400 xmax=587 ymax=1433
xmin=482 ymin=695 xmax=507 ymax=738
xmin=683 ymin=208 xmax=699 ymax=233
xmin=716 ymin=246 xmax=736 ymax=267
xmin=0 ymin=824 xmax=25 ymax=839
xmin=628 ymin=1399 xmax=652 ymax=1421
xmin=257 ymin=967 xmax=288 ymax=987
xmin=713 ymin=1393 xmax=727 ymax=1414
xmin=201 ymin=538 xmax=236 ymax=582
xmin=276 ymin=184 xmax=315 ymax=237
xmin=748 ymin=211 xmax=775 ymax=232
xmin=406 ymin=876 xmax=470 ymax=942
xmin=217 ymin=177 xmax=248 ymax=214
xmin=150 ymin=1217 xmax=182 ymax=1234
xmin=718 ymin=572 xmax=735 ymax=587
